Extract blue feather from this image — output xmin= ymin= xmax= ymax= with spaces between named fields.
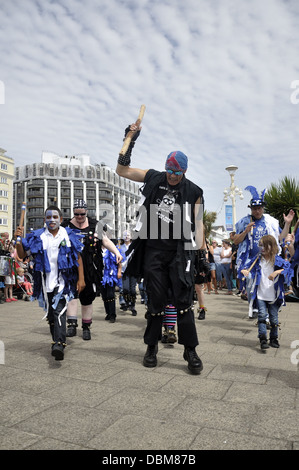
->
xmin=244 ymin=185 xmax=260 ymax=199
xmin=260 ymin=189 xmax=266 ymax=201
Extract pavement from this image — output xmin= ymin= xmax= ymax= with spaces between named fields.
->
xmin=0 ymin=289 xmax=299 ymax=452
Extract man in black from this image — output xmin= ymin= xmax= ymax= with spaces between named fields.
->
xmin=116 ymin=124 xmax=205 ymax=375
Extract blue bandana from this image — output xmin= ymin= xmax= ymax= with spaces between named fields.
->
xmin=165 ymin=151 xmax=188 ymax=172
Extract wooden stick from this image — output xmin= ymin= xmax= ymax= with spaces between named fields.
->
xmin=16 ymin=202 xmax=26 ymax=245
xmin=242 ymin=254 xmax=260 ymax=281
xmin=119 ymin=104 xmax=146 ymax=156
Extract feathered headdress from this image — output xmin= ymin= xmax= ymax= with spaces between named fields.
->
xmin=245 ymin=186 xmax=266 ymax=206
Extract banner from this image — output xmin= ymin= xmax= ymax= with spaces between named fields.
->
xmin=225 ymin=205 xmax=233 ymax=232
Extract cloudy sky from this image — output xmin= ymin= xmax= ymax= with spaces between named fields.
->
xmin=1 ymin=0 xmax=299 ymax=227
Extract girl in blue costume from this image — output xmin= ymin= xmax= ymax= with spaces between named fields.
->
xmin=14 ymin=206 xmax=85 ymax=360
xmin=241 ymin=234 xmax=293 ymax=350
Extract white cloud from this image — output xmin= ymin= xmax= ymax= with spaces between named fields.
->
xmin=1 ymin=0 xmax=299 ymax=226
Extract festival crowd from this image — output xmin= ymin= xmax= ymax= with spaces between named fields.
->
xmin=1 ymin=122 xmax=298 ymax=371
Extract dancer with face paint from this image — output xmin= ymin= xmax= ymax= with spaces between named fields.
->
xmin=62 ymin=200 xmax=122 ymax=339
xmin=116 ymin=123 xmax=205 ymax=375
xmin=14 ymin=206 xmax=85 ymax=360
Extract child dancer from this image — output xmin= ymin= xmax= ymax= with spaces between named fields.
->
xmin=241 ymin=235 xmax=293 ymax=350
xmin=14 ymin=206 xmax=85 ymax=360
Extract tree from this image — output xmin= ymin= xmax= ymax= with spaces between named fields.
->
xmin=203 ymin=210 xmax=217 ymax=239
xmin=264 ymin=176 xmax=299 ymax=229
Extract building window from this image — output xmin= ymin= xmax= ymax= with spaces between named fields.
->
xmin=0 ymin=204 xmax=8 ymax=211
xmin=1 ymin=163 xmax=7 ymax=171
xmin=0 ymin=218 xmax=8 ymax=225
xmin=0 ymin=190 xmax=8 ymax=197
xmin=1 ymin=177 xmax=7 ymax=183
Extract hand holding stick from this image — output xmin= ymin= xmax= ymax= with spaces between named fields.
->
xmin=16 ymin=202 xmax=26 ymax=245
xmin=119 ymin=104 xmax=146 ymax=156
xmin=241 ymin=254 xmax=260 ymax=281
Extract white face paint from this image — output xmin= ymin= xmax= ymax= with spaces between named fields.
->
xmin=45 ymin=210 xmax=61 ymax=231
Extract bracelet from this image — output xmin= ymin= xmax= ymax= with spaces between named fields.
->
xmin=118 ymin=153 xmax=131 ymax=166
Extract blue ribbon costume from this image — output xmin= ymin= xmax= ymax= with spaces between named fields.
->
xmin=102 ymin=250 xmax=121 ymax=287
xmin=243 ymin=254 xmax=294 ymax=307
xmin=21 ymin=227 xmax=83 ymax=311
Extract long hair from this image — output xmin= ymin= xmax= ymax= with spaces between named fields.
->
xmin=259 ymin=235 xmax=278 ymax=265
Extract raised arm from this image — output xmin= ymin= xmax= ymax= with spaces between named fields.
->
xmin=116 ymin=164 xmax=148 ymax=182
xmin=116 ymin=123 xmax=148 ymax=182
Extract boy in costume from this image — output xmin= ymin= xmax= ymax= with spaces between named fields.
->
xmin=14 ymin=206 xmax=85 ymax=360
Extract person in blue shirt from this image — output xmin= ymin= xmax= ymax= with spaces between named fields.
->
xmin=234 ymin=185 xmax=295 ymax=318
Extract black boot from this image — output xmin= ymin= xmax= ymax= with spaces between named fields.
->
xmin=259 ymin=335 xmax=269 ymax=350
xmin=51 ymin=342 xmax=65 ymax=361
xmin=269 ymin=337 xmax=280 ymax=348
xmin=183 ymin=347 xmax=203 ymax=375
xmin=143 ymin=344 xmax=158 ymax=368
xmin=66 ymin=319 xmax=78 ymax=337
xmin=197 ymin=307 xmax=206 ymax=320
xmin=82 ymin=322 xmax=91 ymax=340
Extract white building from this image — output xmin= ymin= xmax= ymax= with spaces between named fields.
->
xmin=14 ymin=152 xmax=140 ymax=239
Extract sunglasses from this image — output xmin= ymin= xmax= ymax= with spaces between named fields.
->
xmin=74 ymin=212 xmax=86 ymax=216
xmin=166 ymin=169 xmax=183 ymax=175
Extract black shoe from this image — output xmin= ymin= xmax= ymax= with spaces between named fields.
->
xmin=51 ymin=342 xmax=64 ymax=361
xmin=161 ymin=333 xmax=168 ymax=343
xmin=66 ymin=320 xmax=77 ymax=337
xmin=131 ymin=308 xmax=137 ymax=316
xmin=269 ymin=338 xmax=280 ymax=348
xmin=183 ymin=347 xmax=203 ymax=375
xmin=162 ymin=327 xmax=177 ymax=344
xmin=105 ymin=314 xmax=111 ymax=321
xmin=120 ymin=304 xmax=127 ymax=311
xmin=143 ymin=344 xmax=158 ymax=368
xmin=197 ymin=308 xmax=206 ymax=320
xmin=259 ymin=336 xmax=269 ymax=350
xmin=109 ymin=316 xmax=116 ymax=323
xmin=82 ymin=326 xmax=91 ymax=340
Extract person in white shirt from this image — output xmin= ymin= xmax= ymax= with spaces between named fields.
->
xmin=220 ymin=240 xmax=233 ymax=294
xmin=241 ymin=234 xmax=293 ymax=350
xmin=15 ymin=206 xmax=85 ymax=361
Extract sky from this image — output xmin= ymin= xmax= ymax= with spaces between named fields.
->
xmin=1 ymin=0 xmax=299 ymax=227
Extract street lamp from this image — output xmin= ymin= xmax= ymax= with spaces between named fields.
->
xmin=223 ymin=165 xmax=244 ymax=230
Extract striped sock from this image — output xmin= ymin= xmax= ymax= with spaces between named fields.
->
xmin=163 ymin=304 xmax=177 ymax=329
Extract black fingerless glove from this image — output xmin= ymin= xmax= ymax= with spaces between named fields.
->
xmin=117 ymin=125 xmax=141 ymax=166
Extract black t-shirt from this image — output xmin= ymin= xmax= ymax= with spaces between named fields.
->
xmin=145 ymin=175 xmax=182 ymax=250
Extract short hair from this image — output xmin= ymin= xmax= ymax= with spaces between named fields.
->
xmin=45 ymin=206 xmax=62 ymax=217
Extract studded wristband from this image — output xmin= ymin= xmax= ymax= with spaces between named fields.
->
xmin=118 ymin=153 xmax=131 ymax=166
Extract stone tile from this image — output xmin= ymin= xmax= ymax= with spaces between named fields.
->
xmin=189 ymin=427 xmax=291 ymax=450
xmin=223 ymin=381 xmax=296 ymax=409
xmin=208 ymin=363 xmax=269 ymax=384
xmin=88 ymin=415 xmax=200 ymax=450
xmin=0 ymin=425 xmax=41 ymax=450
xmin=0 ymin=390 xmax=53 ymax=426
xmin=14 ymin=403 xmax=119 ymax=445
xmin=169 ymin=397 xmax=255 ymax=434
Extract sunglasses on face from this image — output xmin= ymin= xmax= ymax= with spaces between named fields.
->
xmin=166 ymin=169 xmax=183 ymax=175
xmin=74 ymin=213 xmax=86 ymax=216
